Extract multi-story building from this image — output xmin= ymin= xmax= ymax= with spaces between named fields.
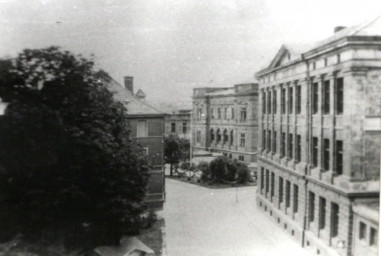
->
xmin=99 ymin=72 xmax=166 ymax=210
xmin=164 ymin=109 xmax=191 ymax=140
xmin=191 ymin=83 xmax=259 ymax=165
xmin=255 ymin=18 xmax=381 ymax=256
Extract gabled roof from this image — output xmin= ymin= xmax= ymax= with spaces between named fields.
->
xmin=97 ymin=70 xmax=163 ymax=116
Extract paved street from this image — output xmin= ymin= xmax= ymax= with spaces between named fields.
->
xmin=161 ymin=178 xmax=312 ymax=256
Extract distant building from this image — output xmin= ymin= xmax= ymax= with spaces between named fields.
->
xmin=191 ymin=83 xmax=259 ymax=165
xmin=164 ymin=109 xmax=191 ymax=140
xmin=99 ymin=72 xmax=165 ymax=210
xmin=255 ymin=18 xmax=381 ymax=256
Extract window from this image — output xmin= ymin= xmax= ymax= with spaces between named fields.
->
xmin=279 ymin=177 xmax=284 ymax=207
xmin=296 ymin=85 xmax=301 ymax=114
xmin=261 ymin=167 xmax=264 ymax=192
xmin=196 ymin=131 xmax=201 ymax=143
xmin=216 ymin=129 xmax=221 ymax=143
xmin=267 ymin=91 xmax=272 ymax=114
xmin=267 ymin=130 xmax=271 ymax=151
xmin=312 ymin=137 xmax=318 ymax=167
xmin=240 ymin=107 xmax=247 ymax=121
xmin=183 ymin=122 xmax=187 ymax=133
xmin=210 ymin=129 xmax=214 ymax=142
xmin=324 ymin=58 xmax=328 ymax=67
xmin=218 ymin=108 xmax=221 ymax=119
xmin=336 ymin=77 xmax=343 ymax=114
xmin=293 ymin=185 xmax=298 ymax=213
xmin=288 ymin=133 xmax=293 ymax=159
xmin=288 ymin=87 xmax=293 ymax=114
xmin=319 ymin=197 xmax=326 ymax=230
xmin=231 ymin=108 xmax=235 ymax=119
xmin=337 ymin=54 xmax=341 ymax=64
xmin=296 ymin=135 xmax=301 ymax=163
xmin=262 ymin=91 xmax=266 ymax=114
xmin=197 ymin=108 xmax=203 ymax=120
xmin=262 ymin=130 xmax=266 ymax=150
xmin=238 ymin=155 xmax=244 ymax=161
xmin=312 ymin=82 xmax=319 ymax=114
xmin=240 ymin=133 xmax=246 ymax=147
xmin=359 ymin=222 xmax=366 ymax=240
xmin=323 ymin=80 xmax=330 ymax=114
xmin=273 ymin=89 xmax=277 ymax=114
xmin=331 ymin=203 xmax=339 ymax=237
xmin=223 ymin=129 xmax=228 ymax=144
xmin=281 ymin=132 xmax=286 ymax=157
xmin=265 ymin=169 xmax=269 ymax=194
xmin=281 ymin=88 xmax=286 ymax=114
xmin=309 ymin=192 xmax=315 ymax=223
xmin=211 ymin=108 xmax=214 ymax=119
xmin=229 ymin=154 xmax=232 ymax=159
xmin=137 ymin=120 xmax=148 ymax=137
xmin=370 ymin=227 xmax=377 ymax=246
xmin=336 ymin=140 xmax=343 ymax=175
xmin=273 ymin=131 xmax=277 ymax=153
xmin=224 ymin=108 xmax=228 ymax=120
xmin=171 ymin=122 xmax=176 ymax=133
xmin=286 ymin=180 xmax=291 ymax=208
xmin=230 ymin=130 xmax=234 ymax=145
xmin=323 ymin=139 xmax=330 ymax=171
xmin=270 ymin=172 xmax=275 ymax=198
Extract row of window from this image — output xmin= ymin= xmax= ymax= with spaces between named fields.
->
xmin=195 ymin=107 xmax=247 ymax=121
xmin=262 ymin=77 xmax=344 ymax=116
xmin=222 ymin=152 xmax=245 ymax=161
xmin=171 ymin=122 xmax=188 ymax=133
xmin=359 ymin=221 xmax=378 ymax=246
xmin=210 ymin=129 xmax=246 ymax=147
xmin=262 ymin=131 xmax=343 ymax=175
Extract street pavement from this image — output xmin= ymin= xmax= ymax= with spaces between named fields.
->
xmin=160 ymin=178 xmax=312 ymax=256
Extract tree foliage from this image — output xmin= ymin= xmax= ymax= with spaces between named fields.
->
xmin=0 ymin=47 xmax=149 ymax=250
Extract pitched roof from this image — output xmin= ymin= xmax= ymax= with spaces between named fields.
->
xmin=97 ymin=70 xmax=164 ymax=116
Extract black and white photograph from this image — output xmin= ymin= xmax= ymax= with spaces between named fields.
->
xmin=0 ymin=0 xmax=380 ymax=255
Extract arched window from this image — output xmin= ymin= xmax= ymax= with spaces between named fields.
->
xmin=223 ymin=129 xmax=228 ymax=144
xmin=210 ymin=129 xmax=215 ymax=142
xmin=230 ymin=130 xmax=234 ymax=146
xmin=217 ymin=129 xmax=221 ymax=143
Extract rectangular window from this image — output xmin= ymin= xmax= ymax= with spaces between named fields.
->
xmin=279 ymin=177 xmax=284 ymax=206
xmin=267 ymin=130 xmax=271 ymax=152
xmin=273 ymin=131 xmax=277 ymax=153
xmin=281 ymin=132 xmax=286 ymax=157
xmin=319 ymin=197 xmax=326 ymax=230
xmin=359 ymin=222 xmax=366 ymax=240
xmin=137 ymin=120 xmax=148 ymax=137
xmin=262 ymin=91 xmax=266 ymax=114
xmin=196 ymin=131 xmax=201 ymax=143
xmin=309 ymin=191 xmax=315 ymax=223
xmin=323 ymin=80 xmax=330 ymax=114
xmin=240 ymin=107 xmax=247 ymax=121
xmin=288 ymin=87 xmax=293 ymax=114
xmin=224 ymin=108 xmax=228 ymax=120
xmin=323 ymin=139 xmax=330 ymax=171
xmin=265 ymin=169 xmax=269 ymax=194
xmin=183 ymin=123 xmax=187 ymax=133
xmin=218 ymin=108 xmax=221 ymax=119
xmin=288 ymin=133 xmax=293 ymax=159
xmin=336 ymin=140 xmax=343 ymax=175
xmin=331 ymin=203 xmax=339 ymax=237
xmin=270 ymin=172 xmax=275 ymax=198
xmin=211 ymin=108 xmax=214 ymax=119
xmin=312 ymin=82 xmax=319 ymax=114
xmin=293 ymin=185 xmax=298 ymax=213
xmin=262 ymin=130 xmax=266 ymax=150
xmin=240 ymin=133 xmax=246 ymax=147
xmin=336 ymin=77 xmax=343 ymax=114
xmin=231 ymin=108 xmax=235 ymax=119
xmin=267 ymin=91 xmax=272 ymax=114
xmin=370 ymin=227 xmax=377 ymax=246
xmin=260 ymin=168 xmax=264 ymax=192
xmin=312 ymin=137 xmax=318 ymax=167
xmin=273 ymin=89 xmax=277 ymax=114
xmin=238 ymin=155 xmax=244 ymax=161
xmin=281 ymin=88 xmax=286 ymax=114
xmin=286 ymin=180 xmax=291 ymax=208
xmin=296 ymin=135 xmax=301 ymax=163
xmin=171 ymin=122 xmax=176 ymax=133
xmin=296 ymin=85 xmax=301 ymax=114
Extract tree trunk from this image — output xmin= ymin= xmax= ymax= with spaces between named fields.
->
xmin=170 ymin=163 xmax=173 ymax=176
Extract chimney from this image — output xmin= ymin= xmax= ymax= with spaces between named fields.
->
xmin=334 ymin=26 xmax=346 ymax=33
xmin=124 ymin=76 xmax=133 ymax=93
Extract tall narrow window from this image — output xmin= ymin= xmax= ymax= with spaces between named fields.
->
xmin=336 ymin=140 xmax=343 ymax=175
xmin=218 ymin=108 xmax=221 ymax=119
xmin=281 ymin=132 xmax=286 ymax=157
xmin=265 ymin=169 xmax=269 ymax=194
xmin=231 ymin=108 xmax=235 ymax=119
xmin=267 ymin=91 xmax=272 ymax=114
xmin=217 ymin=129 xmax=221 ymax=143
xmin=370 ymin=227 xmax=378 ymax=246
xmin=262 ymin=130 xmax=266 ymax=150
xmin=288 ymin=133 xmax=293 ymax=159
xmin=273 ymin=90 xmax=277 ymax=114
xmin=296 ymin=85 xmax=301 ymax=114
xmin=240 ymin=107 xmax=247 ymax=121
xmin=262 ymin=91 xmax=266 ymax=114
xmin=279 ymin=177 xmax=284 ymax=207
xmin=260 ymin=168 xmax=264 ymax=192
xmin=267 ymin=130 xmax=271 ymax=151
xmin=296 ymin=135 xmax=301 ymax=163
xmin=309 ymin=191 xmax=315 ymax=224
xmin=312 ymin=82 xmax=319 ymax=114
xmin=359 ymin=222 xmax=366 ymax=240
xmin=336 ymin=77 xmax=344 ymax=114
xmin=293 ymin=185 xmax=298 ymax=213
xmin=323 ymin=139 xmax=330 ymax=171
xmin=319 ymin=197 xmax=326 ymax=230
xmin=171 ymin=122 xmax=176 ymax=133
xmin=331 ymin=203 xmax=339 ymax=238
xmin=288 ymin=87 xmax=293 ymax=114
xmin=183 ymin=123 xmax=187 ymax=133
xmin=273 ymin=131 xmax=277 ymax=153
xmin=286 ymin=180 xmax=291 ymax=208
xmin=211 ymin=108 xmax=214 ymax=119
xmin=210 ymin=129 xmax=214 ymax=142
xmin=224 ymin=108 xmax=228 ymax=120
xmin=223 ymin=129 xmax=228 ymax=144
xmin=240 ymin=133 xmax=246 ymax=147
xmin=270 ymin=172 xmax=275 ymax=199
xmin=312 ymin=137 xmax=318 ymax=167
xmin=196 ymin=131 xmax=201 ymax=143
xmin=323 ymin=80 xmax=330 ymax=114
xmin=281 ymin=88 xmax=286 ymax=114
xmin=230 ymin=130 xmax=233 ymax=146
xmin=137 ymin=120 xmax=148 ymax=137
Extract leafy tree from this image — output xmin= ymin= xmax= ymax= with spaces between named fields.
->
xmin=179 ymin=138 xmax=190 ymax=161
xmin=0 ymin=47 xmax=149 ymax=250
xmin=164 ymin=135 xmax=183 ymax=176
xmin=209 ymin=156 xmax=228 ymax=182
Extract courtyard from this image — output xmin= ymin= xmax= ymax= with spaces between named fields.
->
xmin=161 ymin=178 xmax=312 ymax=256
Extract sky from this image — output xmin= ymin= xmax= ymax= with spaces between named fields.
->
xmin=0 ymin=0 xmax=380 ymax=107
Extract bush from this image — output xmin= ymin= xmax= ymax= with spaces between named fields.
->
xmin=198 ymin=161 xmax=210 ymax=182
xmin=236 ymin=162 xmax=251 ymax=184
xmin=209 ymin=156 xmax=228 ymax=182
xmin=179 ymin=161 xmax=190 ymax=170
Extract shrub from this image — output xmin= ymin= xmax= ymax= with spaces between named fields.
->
xmin=198 ymin=161 xmax=210 ymax=182
xmin=236 ymin=162 xmax=251 ymax=184
xmin=179 ymin=161 xmax=190 ymax=170
xmin=209 ymin=156 xmax=228 ymax=182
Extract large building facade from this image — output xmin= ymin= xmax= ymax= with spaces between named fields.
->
xmin=255 ymin=19 xmax=381 ymax=256
xmin=191 ymin=83 xmax=259 ymax=164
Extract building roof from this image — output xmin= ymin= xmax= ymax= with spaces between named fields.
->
xmin=94 ymin=236 xmax=155 ymax=256
xmin=97 ymin=70 xmax=164 ymax=116
xmin=353 ymin=200 xmax=379 ymax=223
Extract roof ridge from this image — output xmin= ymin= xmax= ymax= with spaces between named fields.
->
xmin=351 ymin=15 xmax=381 ymax=36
